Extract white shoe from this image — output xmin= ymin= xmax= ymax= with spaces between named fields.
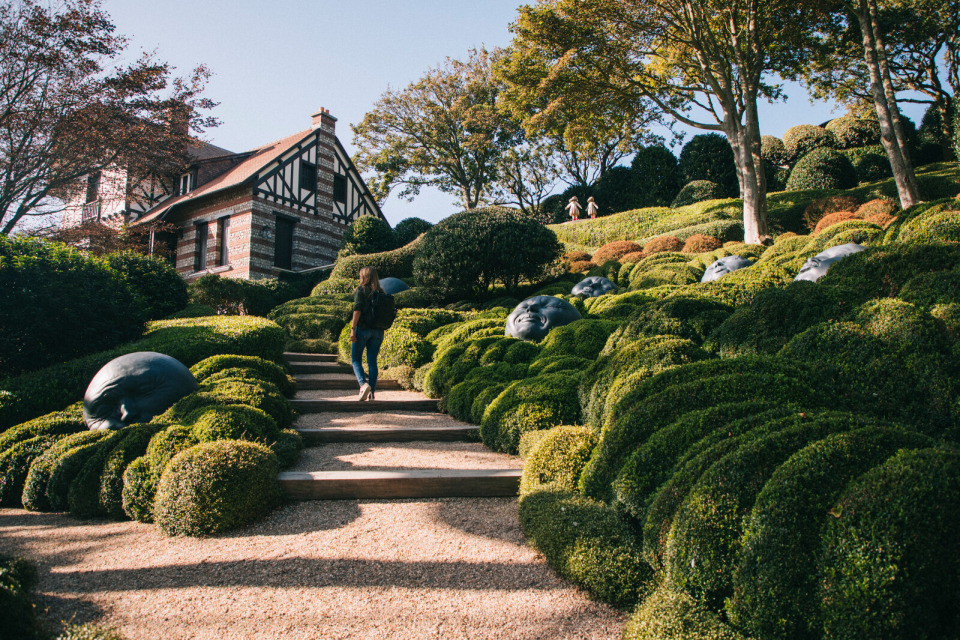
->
xmin=358 ymin=383 xmax=371 ymax=401
xmin=369 ymin=392 xmax=376 ymax=401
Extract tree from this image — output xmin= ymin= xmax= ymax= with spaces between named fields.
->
xmin=489 ymin=138 xmax=562 ymax=217
xmin=0 ymin=0 xmax=218 ymax=235
xmin=352 ymin=48 xmax=520 ymax=210
xmin=501 ymin=0 xmax=830 ymax=244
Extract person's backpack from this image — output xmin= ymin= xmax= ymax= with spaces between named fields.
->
xmin=362 ymin=290 xmax=396 ymax=330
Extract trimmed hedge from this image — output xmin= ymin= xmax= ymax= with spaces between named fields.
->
xmin=826 ymin=116 xmax=881 ymax=148
xmin=696 ymin=263 xmax=793 ymax=307
xmin=154 ymin=440 xmax=281 ymax=536
xmin=818 ymin=448 xmax=960 ymax=640
xmin=190 ymin=355 xmax=295 ymax=397
xmin=787 ymin=149 xmax=858 ymax=192
xmin=480 ymin=372 xmax=583 ymax=454
xmin=592 ymin=240 xmax=643 ymax=264
xmin=729 ymin=427 xmax=933 ymax=640
xmin=608 ymin=296 xmax=732 ymax=347
xmin=538 ymin=319 xmax=618 ymax=361
xmin=519 ymin=425 xmax=598 ymax=496
xmin=623 ymin=584 xmax=745 ymax=640
xmin=0 ymin=555 xmax=40 ymax=640
xmin=0 ymin=435 xmax=59 ymax=506
xmin=329 ymin=234 xmax=421 ymax=280
xmin=446 ymin=362 xmax=529 ymax=424
xmin=672 ymin=181 xmax=725 ymax=208
xmin=519 ymin=489 xmax=652 ymax=608
xmin=783 ymin=124 xmax=836 ymax=161
xmin=21 ymin=430 xmax=110 ymax=512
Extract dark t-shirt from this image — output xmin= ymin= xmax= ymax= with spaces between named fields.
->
xmin=353 ymin=285 xmax=377 ymax=329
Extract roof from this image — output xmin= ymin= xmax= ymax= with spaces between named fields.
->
xmin=187 ymin=139 xmax=234 ymax=161
xmin=134 ymin=128 xmax=317 ymax=225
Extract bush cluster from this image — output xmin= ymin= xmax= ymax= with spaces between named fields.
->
xmin=188 ymin=274 xmax=305 ymax=316
xmin=826 ymin=116 xmax=881 ymax=148
xmin=671 ymin=181 xmax=726 ymax=208
xmin=678 ymin=134 xmax=739 ymax=197
xmin=783 ymin=124 xmax=836 ymax=161
xmin=786 ymin=149 xmax=858 ymax=192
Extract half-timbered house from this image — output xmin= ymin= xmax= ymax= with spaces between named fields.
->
xmin=64 ymin=107 xmax=385 ymax=280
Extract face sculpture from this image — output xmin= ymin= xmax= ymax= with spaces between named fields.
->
xmin=379 ymin=277 xmax=410 ymax=295
xmin=505 ymin=296 xmax=582 ymax=342
xmin=701 ymin=255 xmax=754 ymax=283
xmin=571 ymin=276 xmax=616 ymax=298
xmin=794 ymin=242 xmax=867 ymax=283
xmin=83 ymin=352 xmax=198 ymax=431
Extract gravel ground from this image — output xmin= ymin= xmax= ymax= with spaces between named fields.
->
xmin=291 ymin=442 xmax=524 ymax=472
xmin=0 ymin=500 xmax=626 ymax=640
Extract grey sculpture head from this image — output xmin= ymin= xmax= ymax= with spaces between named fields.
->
xmin=571 ymin=276 xmax=616 ymax=298
xmin=379 ymin=277 xmax=410 ymax=295
xmin=83 ymin=352 xmax=198 ymax=431
xmin=794 ymin=243 xmax=867 ymax=283
xmin=701 ymin=255 xmax=754 ymax=283
xmin=505 ymin=296 xmax=582 ymax=342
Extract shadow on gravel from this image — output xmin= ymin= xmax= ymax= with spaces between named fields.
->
xmin=432 ymin=497 xmax=526 ymax=546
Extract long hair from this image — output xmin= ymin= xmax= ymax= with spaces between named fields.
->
xmin=359 ymin=266 xmax=384 ymax=293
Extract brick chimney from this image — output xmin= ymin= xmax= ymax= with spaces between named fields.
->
xmin=311 ymin=107 xmax=337 ymax=132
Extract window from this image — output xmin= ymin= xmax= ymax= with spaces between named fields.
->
xmin=333 ymin=174 xmax=347 ymax=204
xmin=194 ymin=221 xmax=208 ymax=272
xmin=179 ymin=171 xmax=195 ymax=196
xmin=85 ymin=171 xmax=101 ymax=203
xmin=299 ymin=160 xmax=318 ymax=192
xmin=217 ymin=216 xmax=230 ymax=266
xmin=274 ymin=216 xmax=296 ymax=270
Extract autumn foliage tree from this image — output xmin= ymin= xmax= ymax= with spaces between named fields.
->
xmin=0 ymin=0 xmax=218 ymax=235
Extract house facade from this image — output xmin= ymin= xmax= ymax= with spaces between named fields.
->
xmin=64 ymin=108 xmax=385 ymax=280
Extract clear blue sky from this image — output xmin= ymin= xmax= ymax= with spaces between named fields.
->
xmin=103 ymin=0 xmax=930 ymax=226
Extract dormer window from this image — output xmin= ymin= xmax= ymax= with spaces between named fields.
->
xmin=179 ymin=171 xmax=195 ymax=196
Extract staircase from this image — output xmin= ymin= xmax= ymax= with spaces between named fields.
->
xmin=278 ymin=352 xmax=523 ymax=500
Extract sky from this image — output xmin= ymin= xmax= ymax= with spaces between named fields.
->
xmin=101 ymin=0 xmax=932 ymax=226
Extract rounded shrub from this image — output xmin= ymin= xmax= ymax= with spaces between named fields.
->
xmin=898 ymin=270 xmax=960 ymax=308
xmin=678 ymin=134 xmax=738 ymax=196
xmin=681 ymin=234 xmax=722 ymax=253
xmin=120 ymin=455 xmax=155 ymax=522
xmin=697 ymin=263 xmax=793 ymax=307
xmin=786 ymin=148 xmax=858 ymax=192
xmin=643 ymin=235 xmax=685 ymax=256
xmin=103 ymin=251 xmax=189 ymax=321
xmin=94 ymin=423 xmax=164 ymax=519
xmin=0 ymin=407 xmax=85 ymax=456
xmin=64 ymin=429 xmax=131 ymax=518
xmin=330 ymin=234 xmax=421 ymax=281
xmin=538 ymin=319 xmax=618 ymax=361
xmin=729 ymin=427 xmax=932 ymax=640
xmin=270 ymin=428 xmax=303 ymax=469
xmin=154 ymin=440 xmax=281 ymax=537
xmin=190 ymin=355 xmax=295 ymax=397
xmin=165 ymin=378 xmax=295 ymax=429
xmin=393 ymin=216 xmax=433 ymax=246
xmin=338 ymin=215 xmax=396 ymax=256
xmin=518 ymin=489 xmax=652 ymax=608
xmin=855 ymin=198 xmax=897 ymax=219
xmin=311 ymin=277 xmax=355 ymax=296
xmin=801 ymin=195 xmax=862 ymax=232
xmin=0 ymin=435 xmax=58 ymax=507
xmin=760 ymin=135 xmax=789 ymax=166
xmin=592 ymin=240 xmax=643 ymax=264
xmin=848 ymin=148 xmax=893 ymax=182
xmin=826 ymin=116 xmax=881 ymax=148
xmin=819 ymin=448 xmax=960 ymax=640
xmin=783 ymin=124 xmax=836 ymax=161
xmin=519 ymin=426 xmax=598 ymax=497
xmin=631 ymin=144 xmax=682 ymax=207
xmin=612 ymin=295 xmax=732 ymax=346
xmin=446 ymin=362 xmax=528 ymax=424
xmin=813 ymin=210 xmax=860 ymax=235
xmin=0 ymin=555 xmax=40 ymax=640
xmin=623 ymin=584 xmax=745 ymax=640
xmin=897 ymin=208 xmax=960 ymax=244
xmin=480 ymin=372 xmax=582 ymax=454
xmin=21 ymin=430 xmax=109 ymax=512
xmin=186 ymin=404 xmax=281 ymax=444
xmin=272 ymin=312 xmax=345 ymax=342
xmin=671 ymin=181 xmax=726 ymax=208
xmin=412 ymin=207 xmax=562 ymax=299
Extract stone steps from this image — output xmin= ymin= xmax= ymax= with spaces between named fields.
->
xmin=296 ymin=425 xmax=480 ymax=444
xmin=278 ymin=469 xmax=521 ymax=500
xmin=291 ymin=398 xmax=440 ymax=413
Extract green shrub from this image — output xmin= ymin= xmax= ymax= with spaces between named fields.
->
xmin=95 ymin=424 xmax=164 ymax=519
xmin=671 ymin=181 xmax=725 ymax=208
xmin=729 ymin=427 xmax=932 ymax=640
xmin=446 ymin=362 xmax=529 ymax=423
xmin=393 ymin=217 xmax=433 ymax=246
xmin=783 ymin=124 xmax=836 ymax=161
xmin=55 ymin=623 xmax=128 ymax=640
xmin=103 ymin=251 xmax=189 ymax=321
xmin=826 ymin=116 xmax=881 ymax=148
xmin=338 ymin=215 xmax=397 ymax=256
xmin=421 ymin=335 xmax=502 ymax=399
xmin=0 ymin=405 xmax=84 ymax=451
xmin=623 ymin=584 xmax=746 ymax=640
xmin=270 ymin=428 xmax=303 ymax=469
xmin=162 ymin=378 xmax=295 ymax=430
xmin=519 ymin=426 xmax=598 ymax=496
xmin=696 ymin=263 xmax=793 ymax=307
xmin=21 ymin=430 xmax=109 ymax=512
xmin=480 ymin=372 xmax=582 ymax=454
xmin=760 ymin=135 xmax=789 ymax=166
xmin=609 ymin=296 xmax=732 ymax=347
xmin=0 ymin=555 xmax=40 ymax=640
xmin=898 ymin=270 xmax=960 ymax=308
xmin=678 ymin=134 xmax=738 ymax=196
xmin=596 ymin=165 xmax=644 ymax=214
xmin=154 ymin=440 xmax=281 ymax=536
xmin=66 ymin=428 xmax=136 ymax=518
xmin=534 ymin=355 xmax=592 ymax=374
xmin=592 ymin=240 xmax=643 ymax=264
xmin=786 ymin=148 xmax=858 ymax=191
xmin=537 ymin=319 xmax=617 ymax=361
xmin=0 ymin=236 xmax=142 ymax=378
xmin=310 ymin=277 xmax=355 ymax=296
xmin=372 ymin=308 xmax=465 ymax=370
xmin=471 ymin=382 xmax=509 ymax=424
xmin=803 ymin=220 xmax=882 ymax=255
xmin=272 ymin=312 xmax=345 ymax=342
xmin=330 ymin=234 xmax=421 ymax=281
xmin=819 ymin=448 xmax=960 ymax=640
xmin=188 ymin=274 xmax=300 ymax=316
xmin=0 ymin=435 xmax=58 ymax=506
xmin=518 ymin=489 xmax=652 ymax=608
xmin=120 ymin=455 xmax=156 ymax=522
xmin=190 ymin=355 xmax=295 ymax=397
xmin=412 ymin=207 xmax=562 ymax=299
xmin=631 ymin=145 xmax=682 ymax=207
xmin=897 ymin=206 xmax=960 ymax=244
xmin=844 ymin=146 xmax=893 ymax=183
xmin=186 ymin=404 xmax=280 ymax=444
xmin=429 ymin=317 xmax=506 ymax=361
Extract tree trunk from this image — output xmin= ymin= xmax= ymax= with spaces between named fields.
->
xmin=722 ymin=111 xmax=769 ymax=245
xmin=854 ymin=0 xmax=920 ymax=208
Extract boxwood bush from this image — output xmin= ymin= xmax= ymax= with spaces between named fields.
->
xmin=329 ymin=234 xmax=421 ymax=280
xmin=537 ymin=319 xmax=618 ymax=361
xmin=818 ymin=448 xmax=960 ymax=640
xmin=671 ymin=181 xmax=725 ymax=208
xmin=21 ymin=430 xmax=109 ymax=512
xmin=480 ymin=372 xmax=583 ymax=454
xmin=0 ymin=435 xmax=59 ymax=507
xmin=190 ymin=355 xmax=295 ymax=397
xmin=154 ymin=440 xmax=281 ymax=537
xmin=519 ymin=426 xmax=598 ymax=497
xmin=0 ymin=555 xmax=40 ymax=640
xmin=786 ymin=149 xmax=858 ymax=192
xmin=826 ymin=116 xmax=881 ymax=148
xmin=608 ymin=296 xmax=732 ymax=347
xmin=783 ymin=124 xmax=836 ymax=161
xmin=623 ymin=584 xmax=745 ymax=640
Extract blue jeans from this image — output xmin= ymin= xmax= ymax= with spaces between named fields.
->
xmin=351 ymin=327 xmax=384 ymax=391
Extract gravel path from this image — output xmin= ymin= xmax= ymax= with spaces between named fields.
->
xmin=0 ymin=499 xmax=626 ymax=639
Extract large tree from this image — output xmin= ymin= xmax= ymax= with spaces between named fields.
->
xmin=0 ymin=0 xmax=218 ymax=235
xmin=352 ymin=48 xmax=520 ymax=210
xmin=502 ymin=0 xmax=830 ymax=244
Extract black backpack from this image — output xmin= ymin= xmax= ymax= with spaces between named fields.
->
xmin=362 ymin=290 xmax=396 ymax=330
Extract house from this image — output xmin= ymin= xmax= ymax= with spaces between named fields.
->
xmin=62 ymin=108 xmax=385 ymax=280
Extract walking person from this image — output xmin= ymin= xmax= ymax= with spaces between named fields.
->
xmin=350 ymin=266 xmax=386 ymax=401
xmin=586 ymin=196 xmax=599 ymax=219
xmin=565 ymin=196 xmax=582 ymax=221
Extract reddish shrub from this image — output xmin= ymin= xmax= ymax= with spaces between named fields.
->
xmin=681 ymin=234 xmax=722 ymax=253
xmin=568 ymin=260 xmax=595 ymax=273
xmin=620 ymin=251 xmax=646 ymax=264
xmin=855 ymin=198 xmax=898 ymax=219
xmin=802 ymin=195 xmax=861 ymax=231
xmin=643 ymin=236 xmax=683 ymax=256
xmin=813 ymin=211 xmax=860 ymax=235
xmin=564 ymin=250 xmax=593 ymax=265
xmin=865 ymin=213 xmax=898 ymax=228
xmin=592 ymin=241 xmax=643 ymax=264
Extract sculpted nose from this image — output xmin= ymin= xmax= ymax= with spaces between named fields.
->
xmin=119 ymin=399 xmax=139 ymax=423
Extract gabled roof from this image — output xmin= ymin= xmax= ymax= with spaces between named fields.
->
xmin=134 ymin=128 xmax=317 ymax=225
xmin=188 ymin=139 xmax=234 ymax=161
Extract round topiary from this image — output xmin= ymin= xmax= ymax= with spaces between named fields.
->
xmin=786 ymin=148 xmax=858 ymax=192
xmin=186 ymin=404 xmax=280 ymax=444
xmin=154 ymin=440 xmax=280 ymax=537
xmin=854 ymin=198 xmax=897 ymax=219
xmin=120 ymin=455 xmax=155 ymax=523
xmin=783 ymin=124 xmax=836 ymax=161
xmin=623 ymin=584 xmax=744 ymax=640
xmin=190 ymin=355 xmax=295 ymax=397
xmin=393 ymin=216 xmax=433 ymax=246
xmin=620 ymin=251 xmax=645 ymax=264
xmin=644 ymin=235 xmax=685 ymax=256
xmin=103 ymin=251 xmax=189 ymax=321
xmin=801 ymin=195 xmax=862 ymax=232
xmin=897 ymin=208 xmax=960 ymax=244
xmin=592 ymin=241 xmax=643 ymax=264
xmin=0 ymin=435 xmax=58 ymax=507
xmin=671 ymin=181 xmax=726 ymax=208
xmin=20 ymin=430 xmax=108 ymax=512
xmin=849 ymin=149 xmax=893 ymax=182
xmin=479 ymin=372 xmax=582 ymax=454
xmin=760 ymin=135 xmax=789 ymax=166
xmin=631 ymin=144 xmax=682 ymax=207
xmin=519 ymin=426 xmax=598 ymax=496
xmin=678 ymin=133 xmax=738 ymax=196
xmin=538 ymin=319 xmax=618 ymax=361
xmin=813 ymin=211 xmax=861 ymax=235
xmin=681 ymin=234 xmax=722 ymax=253
xmin=338 ymin=215 xmax=397 ymax=256
xmin=898 ymin=270 xmax=960 ymax=308
xmin=819 ymin=448 xmax=960 ymax=640
xmin=825 ymin=116 xmax=881 ymax=148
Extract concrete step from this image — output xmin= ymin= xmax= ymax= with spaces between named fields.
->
xmin=291 ymin=398 xmax=440 ymax=413
xmin=289 ymin=362 xmax=353 ymax=375
xmin=296 ymin=425 xmax=479 ymax=444
xmin=278 ymin=469 xmax=521 ymax=500
xmin=295 ymin=378 xmax=402 ymax=391
xmin=284 ymin=352 xmax=339 ymax=363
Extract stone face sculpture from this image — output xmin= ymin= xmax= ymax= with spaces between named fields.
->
xmin=83 ymin=352 xmax=198 ymax=430
xmin=505 ymin=295 xmax=582 ymax=342
xmin=379 ymin=277 xmax=410 ymax=295
xmin=572 ymin=276 xmax=616 ymax=297
xmin=701 ymin=255 xmax=754 ymax=283
xmin=794 ymin=242 xmax=867 ymax=283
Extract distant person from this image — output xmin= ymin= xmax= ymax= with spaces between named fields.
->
xmin=586 ymin=196 xmax=599 ymax=219
xmin=351 ymin=266 xmax=386 ymax=401
xmin=565 ymin=196 xmax=582 ymax=221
